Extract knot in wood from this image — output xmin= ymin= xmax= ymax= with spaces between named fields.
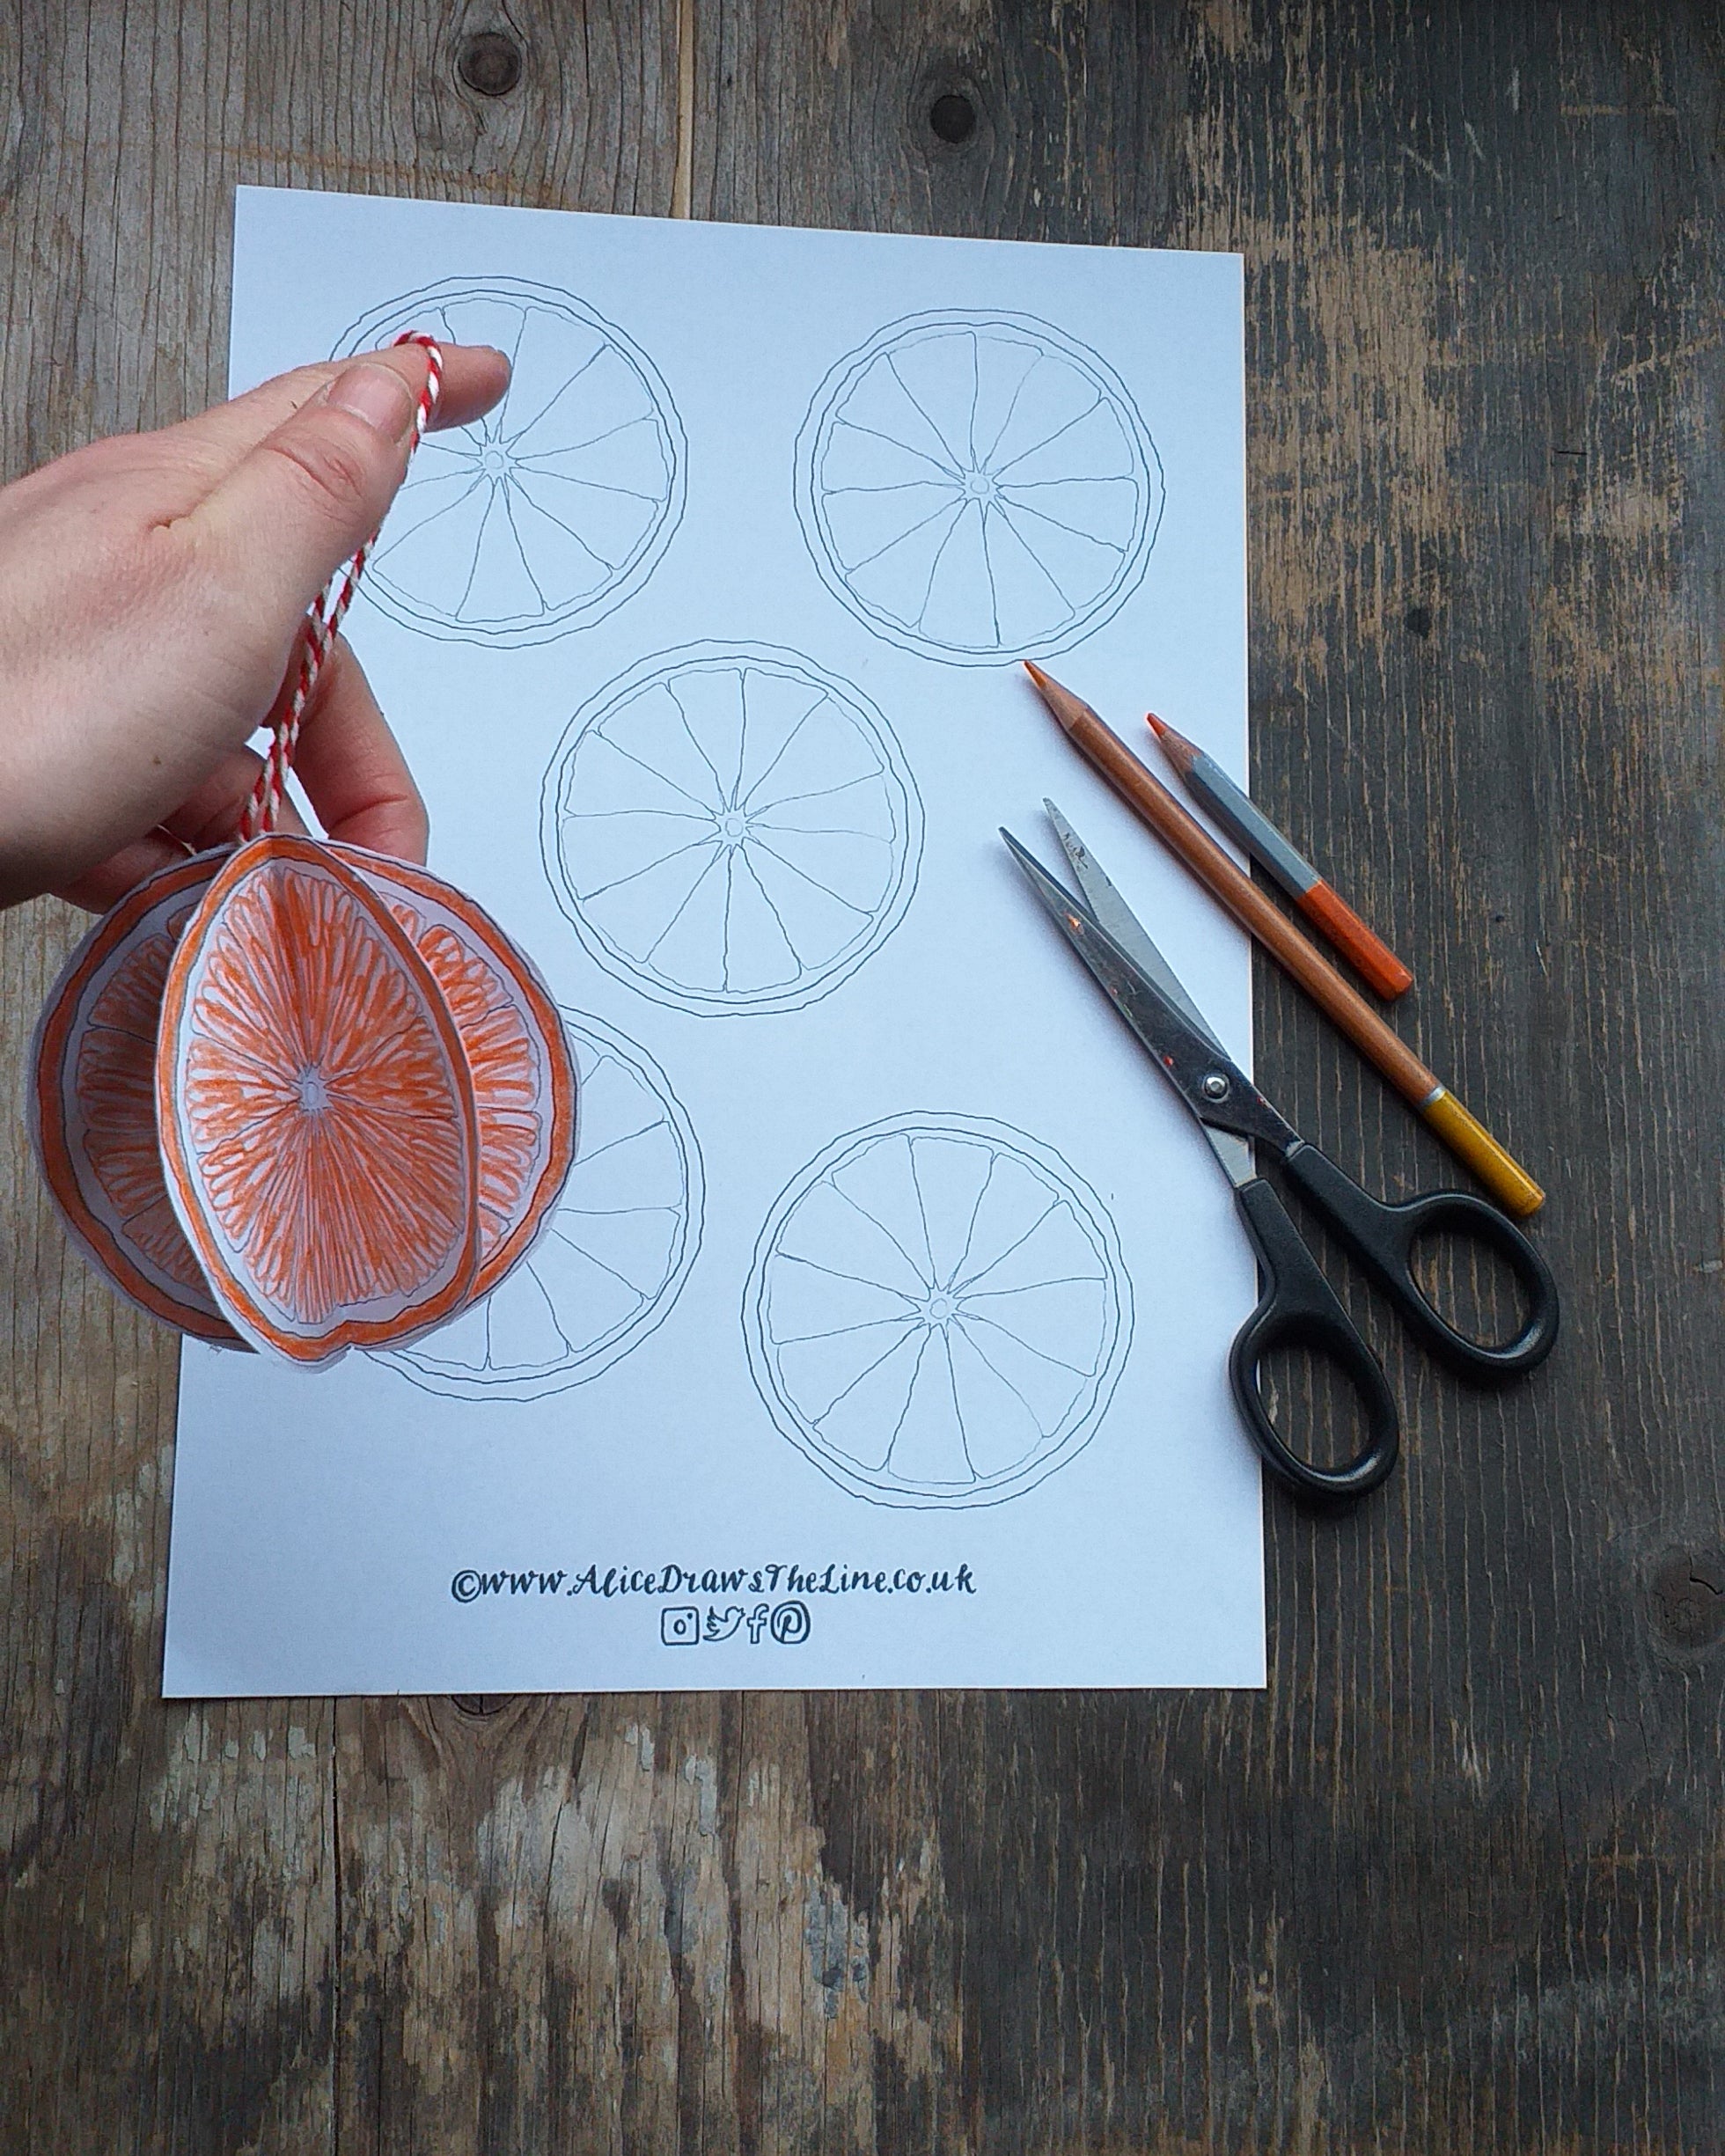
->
xmin=929 ymin=93 xmax=976 ymax=144
xmin=1650 ymin=1551 xmax=1725 ymax=1648
xmin=458 ymin=31 xmax=524 ymax=98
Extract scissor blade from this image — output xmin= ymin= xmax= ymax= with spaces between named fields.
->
xmin=1002 ymin=829 xmax=1296 ymax=1165
xmin=1042 ymin=800 xmax=1228 ymax=1057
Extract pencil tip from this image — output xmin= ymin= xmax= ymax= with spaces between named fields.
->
xmin=1145 ymin=712 xmax=1168 ymax=737
xmin=1022 ymin=662 xmax=1091 ymax=735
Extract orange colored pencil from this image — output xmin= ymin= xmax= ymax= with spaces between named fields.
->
xmin=1145 ymin=712 xmax=1415 ymax=1001
xmin=1023 ymin=663 xmax=1544 ymax=1217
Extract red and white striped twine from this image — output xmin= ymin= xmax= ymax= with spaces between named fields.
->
xmin=242 ymin=333 xmax=444 ymax=839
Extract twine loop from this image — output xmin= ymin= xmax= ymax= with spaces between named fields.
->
xmin=242 ymin=333 xmax=444 ymax=839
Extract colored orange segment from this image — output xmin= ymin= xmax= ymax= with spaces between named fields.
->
xmin=157 ymin=836 xmax=481 ymax=1362
xmin=30 ymin=853 xmax=239 ymax=1343
xmin=336 ymin=846 xmax=577 ymax=1301
xmin=77 ymin=915 xmax=216 ymax=1295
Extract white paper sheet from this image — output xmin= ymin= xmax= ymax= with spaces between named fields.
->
xmin=162 ymin=186 xmax=1263 ymax=1695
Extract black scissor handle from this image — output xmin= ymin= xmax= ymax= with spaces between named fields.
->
xmin=1279 ymin=1142 xmax=1560 ymax=1381
xmin=1229 ymin=1177 xmax=1401 ymax=1507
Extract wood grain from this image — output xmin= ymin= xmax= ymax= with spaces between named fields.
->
xmin=2 ymin=1 xmax=1721 ymax=2148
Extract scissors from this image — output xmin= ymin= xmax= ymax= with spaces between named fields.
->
xmin=1002 ymin=805 xmax=1560 ymax=1505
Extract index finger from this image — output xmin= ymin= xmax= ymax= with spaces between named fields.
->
xmin=287 ymin=634 xmax=429 ymax=864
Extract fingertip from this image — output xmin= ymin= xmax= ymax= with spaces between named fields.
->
xmin=374 ymin=792 xmax=431 ymax=864
xmin=424 ymin=342 xmax=512 ymax=432
xmin=325 ymin=798 xmax=429 ymax=865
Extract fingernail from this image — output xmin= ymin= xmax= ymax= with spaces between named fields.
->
xmin=327 ymin=362 xmax=416 ymax=443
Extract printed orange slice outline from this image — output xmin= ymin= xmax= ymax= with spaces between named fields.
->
xmin=29 ymin=852 xmax=240 ymax=1343
xmin=333 ymin=846 xmax=577 ymax=1300
xmin=156 ymin=834 xmax=481 ymax=1362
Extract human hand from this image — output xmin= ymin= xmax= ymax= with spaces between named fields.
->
xmin=0 ymin=341 xmax=511 ymax=911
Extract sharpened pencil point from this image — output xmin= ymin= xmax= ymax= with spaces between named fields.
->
xmin=1144 ymin=710 xmax=1199 ymax=779
xmin=1022 ymin=663 xmax=1092 ymax=736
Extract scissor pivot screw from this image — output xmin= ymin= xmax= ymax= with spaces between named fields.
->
xmin=1201 ymin=1073 xmax=1230 ymax=1100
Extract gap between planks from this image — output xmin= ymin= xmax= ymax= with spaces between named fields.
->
xmin=672 ymin=0 xmax=697 ymax=217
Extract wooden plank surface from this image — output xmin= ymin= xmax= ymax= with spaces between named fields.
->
xmin=2 ymin=1 xmax=1721 ymax=2147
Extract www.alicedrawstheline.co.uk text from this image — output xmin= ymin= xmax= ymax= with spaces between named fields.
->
xmin=449 ymin=1559 xmax=979 ymax=1604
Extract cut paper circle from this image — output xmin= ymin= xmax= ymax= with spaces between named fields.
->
xmin=333 ymin=847 xmax=577 ymax=1302
xmin=377 ymin=1008 xmax=702 ymax=1400
xmin=29 ymin=851 xmax=239 ymax=1343
xmin=743 ymin=1112 xmax=1131 ymax=1507
xmin=156 ymin=835 xmax=481 ymax=1363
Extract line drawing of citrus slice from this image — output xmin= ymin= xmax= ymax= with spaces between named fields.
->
xmin=541 ymin=642 xmax=923 ymax=1017
xmin=795 ymin=310 xmax=1163 ymax=664
xmin=743 ymin=1112 xmax=1132 ymax=1507
xmin=334 ymin=276 xmax=686 ymax=646
xmin=333 ymin=847 xmax=576 ymax=1303
xmin=377 ymin=1008 xmax=702 ymax=1401
xmin=157 ymin=835 xmax=481 ymax=1363
xmin=29 ymin=851 xmax=240 ymax=1344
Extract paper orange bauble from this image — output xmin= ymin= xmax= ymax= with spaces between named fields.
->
xmin=32 ymin=834 xmax=576 ymax=1367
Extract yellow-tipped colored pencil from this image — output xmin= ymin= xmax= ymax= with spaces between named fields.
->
xmin=1023 ymin=663 xmax=1544 ymax=1216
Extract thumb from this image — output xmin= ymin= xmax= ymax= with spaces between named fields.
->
xmin=188 ymin=344 xmax=430 ymax=621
